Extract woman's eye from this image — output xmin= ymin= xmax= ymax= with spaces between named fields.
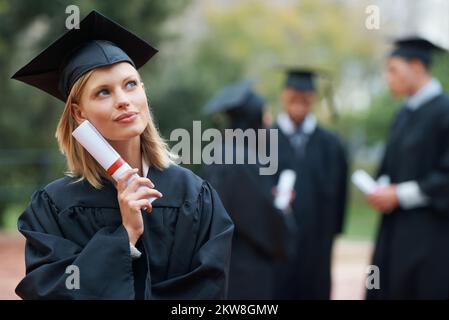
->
xmin=126 ymin=80 xmax=137 ymax=89
xmin=96 ymin=88 xmax=109 ymax=97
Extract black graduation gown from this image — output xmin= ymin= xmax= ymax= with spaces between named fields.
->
xmin=367 ymin=94 xmax=449 ymax=300
xmin=202 ymin=145 xmax=297 ymax=299
xmin=273 ymin=125 xmax=348 ymax=299
xmin=15 ymin=164 xmax=234 ymax=300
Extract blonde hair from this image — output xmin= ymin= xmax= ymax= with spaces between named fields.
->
xmin=55 ymin=69 xmax=174 ymax=189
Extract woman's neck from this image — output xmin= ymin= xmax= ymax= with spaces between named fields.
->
xmin=109 ymin=136 xmax=142 ymax=176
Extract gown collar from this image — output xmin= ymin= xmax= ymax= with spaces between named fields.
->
xmin=277 ymin=112 xmax=317 ymax=136
xmin=406 ymin=78 xmax=443 ymax=111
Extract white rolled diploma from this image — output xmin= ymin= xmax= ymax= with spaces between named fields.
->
xmin=274 ymin=169 xmax=297 ymax=211
xmin=351 ymin=170 xmax=378 ymax=194
xmin=72 ymin=120 xmax=157 ymax=203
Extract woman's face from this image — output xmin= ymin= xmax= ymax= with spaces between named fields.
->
xmin=74 ymin=62 xmax=149 ymax=141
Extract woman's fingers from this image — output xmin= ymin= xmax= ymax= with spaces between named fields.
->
xmin=129 ymin=187 xmax=163 ymax=201
xmin=130 ymin=198 xmax=153 ymax=211
xmin=117 ymin=168 xmax=139 ymax=192
xmin=117 ymin=169 xmax=159 ymax=216
xmin=126 ymin=176 xmax=155 ymax=193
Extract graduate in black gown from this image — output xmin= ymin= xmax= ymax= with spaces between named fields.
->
xmin=201 ymin=80 xmax=297 ymax=299
xmin=366 ymin=37 xmax=449 ymax=300
xmin=272 ymin=69 xmax=348 ymax=299
xmin=11 ymin=10 xmax=234 ymax=300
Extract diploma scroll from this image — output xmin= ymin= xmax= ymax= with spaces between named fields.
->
xmin=351 ymin=170 xmax=378 ymax=194
xmin=274 ymin=169 xmax=297 ymax=211
xmin=72 ymin=120 xmax=157 ymax=203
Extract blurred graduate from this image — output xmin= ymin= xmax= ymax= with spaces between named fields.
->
xmin=366 ymin=37 xmax=449 ymax=299
xmin=201 ymin=80 xmax=297 ymax=299
xmin=12 ymin=10 xmax=234 ymax=299
xmin=273 ymin=68 xmax=348 ymax=299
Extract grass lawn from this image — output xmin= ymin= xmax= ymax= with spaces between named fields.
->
xmin=342 ymin=199 xmax=379 ymax=241
xmin=341 ymin=161 xmax=381 ymax=242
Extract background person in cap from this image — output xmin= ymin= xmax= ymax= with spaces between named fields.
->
xmin=365 ymin=37 xmax=449 ymax=300
xmin=201 ymin=80 xmax=297 ymax=299
xmin=272 ymin=68 xmax=348 ymax=300
xmin=11 ymin=10 xmax=234 ymax=300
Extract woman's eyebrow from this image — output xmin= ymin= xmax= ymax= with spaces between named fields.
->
xmin=91 ymin=83 xmax=109 ymax=94
xmin=122 ymin=74 xmax=139 ymax=82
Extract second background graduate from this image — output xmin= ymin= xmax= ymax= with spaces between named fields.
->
xmin=273 ymin=68 xmax=348 ymax=299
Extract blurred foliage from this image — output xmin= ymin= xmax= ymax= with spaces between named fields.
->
xmin=175 ymin=0 xmax=384 ymax=118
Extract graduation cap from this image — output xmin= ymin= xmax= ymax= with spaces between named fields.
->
xmin=11 ymin=10 xmax=158 ymax=102
xmin=389 ymin=36 xmax=445 ymax=67
xmin=204 ymin=79 xmax=265 ymax=114
xmin=204 ymin=80 xmax=266 ymax=130
xmin=284 ymin=68 xmax=317 ymax=91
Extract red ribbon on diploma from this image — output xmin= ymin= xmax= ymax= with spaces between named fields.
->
xmin=106 ymin=157 xmax=125 ymax=176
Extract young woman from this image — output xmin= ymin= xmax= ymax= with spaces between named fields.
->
xmin=12 ymin=10 xmax=234 ymax=300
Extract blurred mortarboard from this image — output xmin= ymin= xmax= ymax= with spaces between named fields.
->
xmin=281 ymin=66 xmax=332 ymax=92
xmin=389 ymin=36 xmax=446 ymax=67
xmin=204 ymin=79 xmax=265 ymax=115
xmin=284 ymin=69 xmax=316 ymax=91
xmin=11 ymin=10 xmax=158 ymax=102
xmin=280 ymin=66 xmax=338 ymax=119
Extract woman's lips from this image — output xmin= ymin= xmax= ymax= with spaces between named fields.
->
xmin=115 ymin=113 xmax=138 ymax=123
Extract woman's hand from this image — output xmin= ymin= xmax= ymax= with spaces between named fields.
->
xmin=117 ymin=168 xmax=163 ymax=245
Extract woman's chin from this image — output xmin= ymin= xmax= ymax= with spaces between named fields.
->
xmin=111 ymin=127 xmax=145 ymax=141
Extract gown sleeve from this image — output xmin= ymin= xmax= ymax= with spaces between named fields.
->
xmin=16 ymin=189 xmax=135 ymax=299
xmin=417 ymin=112 xmax=449 ymax=215
xmin=150 ymin=181 xmax=234 ymax=299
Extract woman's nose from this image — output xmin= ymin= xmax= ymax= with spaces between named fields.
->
xmin=114 ymin=89 xmax=131 ymax=109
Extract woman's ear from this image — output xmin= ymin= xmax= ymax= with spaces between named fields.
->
xmin=72 ymin=103 xmax=87 ymax=125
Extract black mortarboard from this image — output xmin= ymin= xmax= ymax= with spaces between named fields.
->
xmin=284 ymin=68 xmax=317 ymax=91
xmin=204 ymin=80 xmax=265 ymax=114
xmin=11 ymin=10 xmax=158 ymax=102
xmin=204 ymin=80 xmax=266 ymax=130
xmin=389 ymin=36 xmax=445 ymax=67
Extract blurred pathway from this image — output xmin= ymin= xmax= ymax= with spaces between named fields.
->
xmin=331 ymin=238 xmax=373 ymax=300
xmin=0 ymin=232 xmax=24 ymax=300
